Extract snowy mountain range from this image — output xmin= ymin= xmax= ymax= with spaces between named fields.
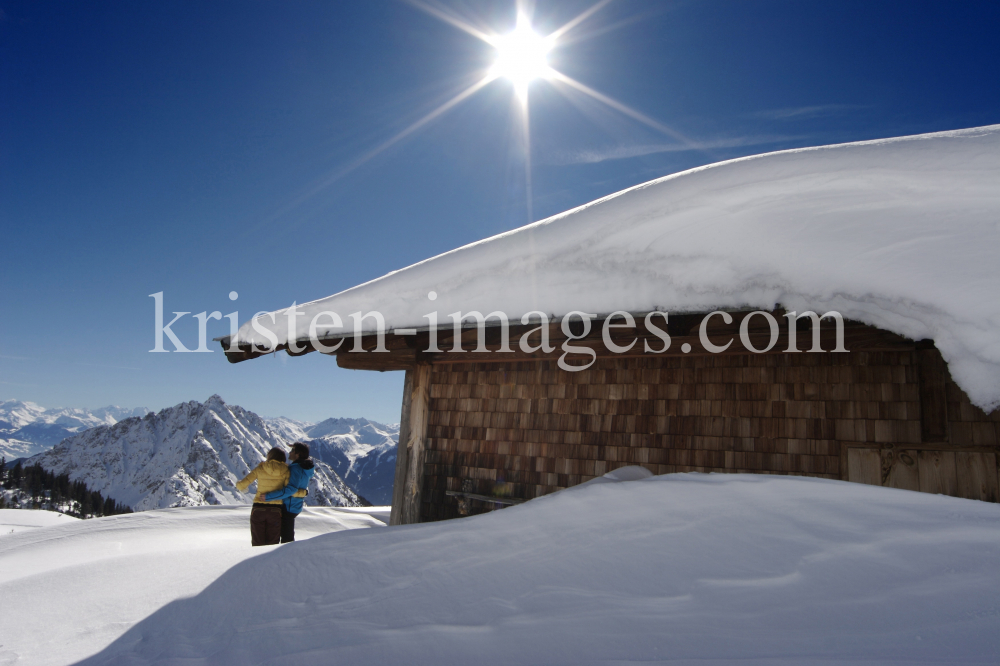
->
xmin=264 ymin=416 xmax=399 ymax=505
xmin=28 ymin=396 xmax=367 ymax=511
xmin=0 ymin=400 xmax=150 ymax=460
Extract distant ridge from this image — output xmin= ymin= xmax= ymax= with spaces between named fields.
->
xmin=0 ymin=400 xmax=150 ymax=460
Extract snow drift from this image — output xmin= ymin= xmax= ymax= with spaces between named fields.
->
xmin=234 ymin=125 xmax=1000 ymax=411
xmin=0 ymin=508 xmax=79 ymax=535
xmin=78 ymin=472 xmax=1000 ymax=665
xmin=0 ymin=505 xmax=387 ymax=666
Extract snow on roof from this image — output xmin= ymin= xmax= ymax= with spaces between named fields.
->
xmin=235 ymin=125 xmax=1000 ymax=410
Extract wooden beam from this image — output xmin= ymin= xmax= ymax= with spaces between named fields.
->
xmin=389 ymin=368 xmax=414 ymax=526
xmin=918 ymin=449 xmax=959 ymax=496
xmin=444 ymin=490 xmax=526 ymax=506
xmin=847 ymin=448 xmax=881 ymax=486
xmin=844 ymin=444 xmax=999 ymax=504
xmin=389 ymin=363 xmax=431 ymax=525
xmin=428 ymin=326 xmax=912 ymax=365
xmin=221 ymin=311 xmax=916 ymax=367
xmin=337 ymin=349 xmax=415 ymax=372
xmin=955 ymin=452 xmax=999 ymax=502
xmin=883 ymin=449 xmax=920 ymax=491
xmin=331 ymin=317 xmax=914 ymax=370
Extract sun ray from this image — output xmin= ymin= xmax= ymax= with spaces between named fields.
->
xmin=401 ymin=0 xmax=494 ymax=44
xmin=332 ymin=74 xmax=497 ymax=176
xmin=547 ymin=0 xmax=616 ymax=42
xmin=251 ymin=0 xmax=703 ymax=235
xmin=555 ymin=8 xmax=662 ymax=47
xmin=519 ymin=93 xmax=534 ymax=224
xmin=251 ymin=74 xmax=497 ymax=232
xmin=547 ymin=69 xmax=707 ymax=153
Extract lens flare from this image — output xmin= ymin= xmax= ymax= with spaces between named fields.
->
xmin=490 ymin=13 xmax=554 ymax=102
xmin=268 ymin=1 xmax=700 ymax=231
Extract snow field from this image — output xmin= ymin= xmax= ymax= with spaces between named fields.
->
xmin=73 ymin=472 xmax=1000 ymax=665
xmin=0 ymin=505 xmax=387 ymax=666
xmin=0 ymin=508 xmax=80 ymax=536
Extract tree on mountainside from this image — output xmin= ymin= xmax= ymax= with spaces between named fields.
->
xmin=7 ymin=461 xmax=22 ymax=489
xmin=0 ymin=462 xmax=131 ymax=518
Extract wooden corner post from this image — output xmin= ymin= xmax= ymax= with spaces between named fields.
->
xmin=389 ymin=363 xmax=431 ymax=525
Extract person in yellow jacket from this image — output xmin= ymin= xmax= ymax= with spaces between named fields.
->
xmin=236 ymin=447 xmax=292 ymax=546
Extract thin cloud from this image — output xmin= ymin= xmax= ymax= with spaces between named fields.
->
xmin=552 ymin=134 xmax=805 ymax=165
xmin=75 ymin=362 xmax=143 ymax=371
xmin=755 ymin=104 xmax=869 ymax=120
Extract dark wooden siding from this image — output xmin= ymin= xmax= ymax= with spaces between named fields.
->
xmin=417 ymin=349 xmax=999 ymax=522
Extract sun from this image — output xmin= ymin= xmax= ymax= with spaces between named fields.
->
xmin=489 ymin=13 xmax=554 ymax=103
xmin=307 ymin=1 xmax=694 ymax=213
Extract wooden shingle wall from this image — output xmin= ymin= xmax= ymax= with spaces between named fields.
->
xmin=420 ymin=349 xmax=1000 ymax=522
xmin=846 ymin=361 xmax=1000 ymax=502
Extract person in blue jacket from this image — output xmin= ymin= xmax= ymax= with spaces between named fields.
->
xmin=264 ymin=442 xmax=315 ymax=543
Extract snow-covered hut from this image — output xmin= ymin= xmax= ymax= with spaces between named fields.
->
xmin=220 ymin=126 xmax=1000 ymax=524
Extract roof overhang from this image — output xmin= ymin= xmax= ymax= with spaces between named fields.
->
xmin=216 ymin=308 xmax=920 ymax=372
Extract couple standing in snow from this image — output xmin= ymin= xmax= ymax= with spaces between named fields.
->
xmin=236 ymin=442 xmax=315 ymax=546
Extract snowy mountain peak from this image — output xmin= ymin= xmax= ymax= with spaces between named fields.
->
xmin=308 ymin=417 xmax=381 ymax=440
xmin=204 ymin=394 xmax=227 ymax=409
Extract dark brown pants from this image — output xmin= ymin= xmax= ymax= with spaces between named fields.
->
xmin=250 ymin=504 xmax=282 ymax=546
xmin=280 ymin=506 xmax=297 ymax=543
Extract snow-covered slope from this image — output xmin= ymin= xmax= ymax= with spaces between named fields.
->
xmin=234 ymin=125 xmax=1000 ymax=411
xmin=75 ymin=471 xmax=1000 ymax=665
xmin=0 ymin=399 xmax=149 ymax=459
xmin=29 ymin=396 xmax=365 ymax=511
xmin=0 ymin=508 xmax=80 ymax=536
xmin=0 ymin=436 xmax=35 ymax=461
xmin=0 ymin=505 xmax=387 ymax=666
xmin=265 ymin=416 xmax=399 ymax=505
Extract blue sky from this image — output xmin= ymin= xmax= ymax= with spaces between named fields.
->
xmin=1 ymin=0 xmax=998 ymax=424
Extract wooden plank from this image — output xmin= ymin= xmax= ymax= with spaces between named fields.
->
xmin=444 ymin=490 xmax=526 ymax=505
xmin=391 ymin=363 xmax=432 ymax=525
xmin=389 ymin=368 xmax=414 ymax=526
xmin=326 ymin=317 xmax=913 ymax=368
xmin=337 ymin=348 xmax=415 ymax=371
xmin=883 ymin=449 xmax=920 ymax=491
xmin=847 ymin=448 xmax=881 ymax=486
xmin=955 ymin=452 xmax=999 ymax=502
xmin=917 ymin=347 xmax=949 ymax=443
xmin=223 ymin=313 xmax=914 ymax=366
xmin=917 ymin=450 xmax=958 ymax=496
